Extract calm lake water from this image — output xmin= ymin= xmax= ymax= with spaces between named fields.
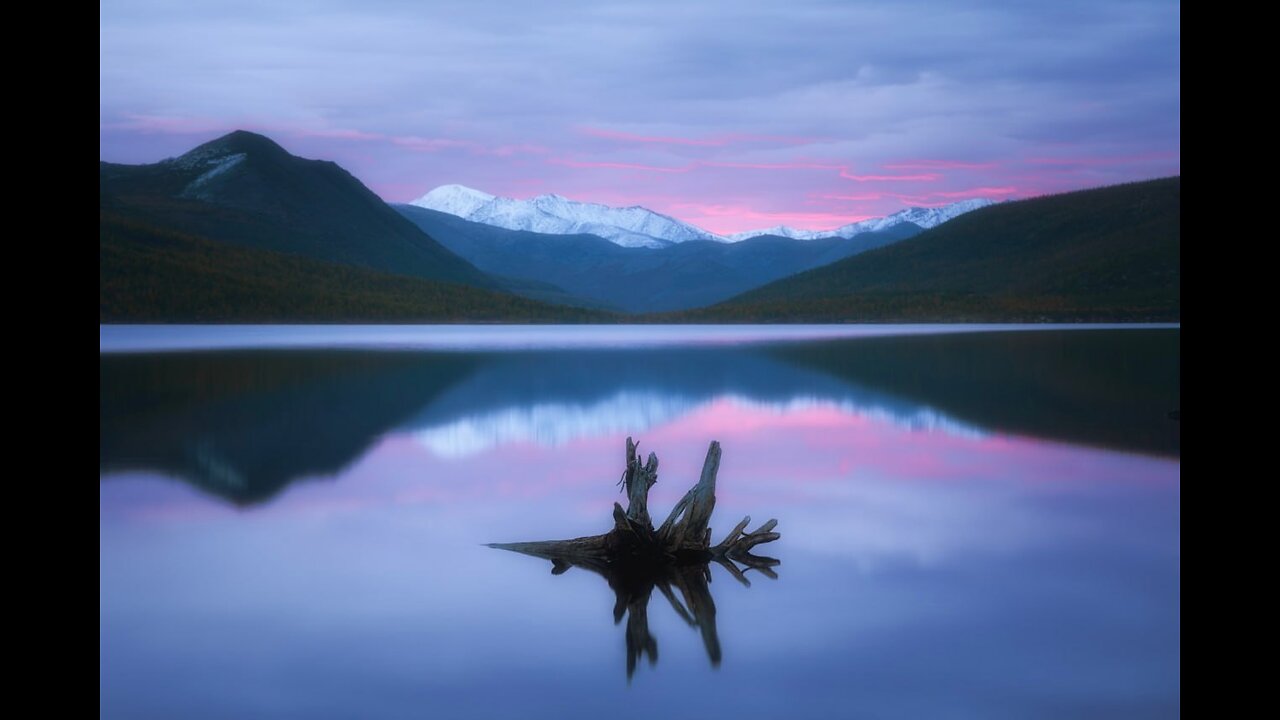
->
xmin=100 ymin=325 xmax=1180 ymax=719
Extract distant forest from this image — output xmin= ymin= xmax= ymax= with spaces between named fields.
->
xmin=100 ymin=215 xmax=612 ymax=323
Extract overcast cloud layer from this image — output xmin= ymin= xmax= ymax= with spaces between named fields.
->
xmin=100 ymin=0 xmax=1180 ymax=233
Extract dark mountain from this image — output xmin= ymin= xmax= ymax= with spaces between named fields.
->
xmin=395 ymin=204 xmax=923 ymax=313
xmin=678 ymin=177 xmax=1179 ymax=321
xmin=101 ymin=130 xmax=491 ymax=288
xmin=100 ymin=214 xmax=612 ymax=322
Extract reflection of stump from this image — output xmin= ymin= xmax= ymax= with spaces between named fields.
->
xmin=489 ymin=437 xmax=781 ymax=678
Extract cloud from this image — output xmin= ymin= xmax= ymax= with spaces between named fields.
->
xmin=100 ymin=0 xmax=1179 ymax=230
xmin=838 ymin=171 xmax=943 ymax=182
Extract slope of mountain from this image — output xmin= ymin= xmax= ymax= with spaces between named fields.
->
xmin=411 ymin=184 xmax=723 ymax=248
xmin=683 ymin=177 xmax=1180 ymax=322
xmin=100 ymin=213 xmax=612 ymax=322
xmin=101 ymin=130 xmax=492 ymax=288
xmin=395 ymin=204 xmax=923 ymax=313
xmin=727 ymin=198 xmax=995 ymax=241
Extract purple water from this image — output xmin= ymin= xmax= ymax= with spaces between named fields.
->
xmin=100 ymin=326 xmax=1180 ymax=719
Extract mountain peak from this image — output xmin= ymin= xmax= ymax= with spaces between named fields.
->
xmin=411 ymin=185 xmax=721 ymax=249
xmin=194 ymin=129 xmax=288 ymax=157
xmin=167 ymin=130 xmax=290 ymax=173
xmin=412 ymin=184 xmax=496 ymax=217
xmin=424 ymin=183 xmax=494 ymax=200
xmin=729 ymin=198 xmax=998 ymax=242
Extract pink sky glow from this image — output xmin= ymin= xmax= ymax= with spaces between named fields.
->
xmin=100 ymin=2 xmax=1178 ymax=234
xmin=97 ymin=118 xmax=1180 ymax=234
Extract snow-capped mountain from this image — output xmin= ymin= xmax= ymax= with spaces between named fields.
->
xmin=725 ymin=225 xmax=828 ymax=241
xmin=413 ymin=185 xmax=996 ymax=248
xmin=411 ymin=184 xmax=724 ymax=249
xmin=728 ymin=198 xmax=996 ymax=242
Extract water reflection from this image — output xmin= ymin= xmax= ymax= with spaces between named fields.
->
xmin=100 ymin=329 xmax=1180 ymax=505
xmin=100 ymin=351 xmax=480 ymax=503
xmin=492 ymin=543 xmax=779 ymax=679
xmin=99 ymin=328 xmax=1180 ymax=718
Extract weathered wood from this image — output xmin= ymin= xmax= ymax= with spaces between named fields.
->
xmin=712 ymin=517 xmax=779 ymax=558
xmin=488 ymin=437 xmax=780 ymax=677
xmin=491 ymin=437 xmax=776 ymax=564
xmin=622 ymin=438 xmax=660 ymax=528
xmin=656 ymin=440 xmax=721 ymax=553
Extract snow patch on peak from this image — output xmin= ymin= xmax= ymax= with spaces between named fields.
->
xmin=178 ymin=153 xmax=246 ymax=199
xmin=410 ymin=185 xmax=726 ymax=249
xmin=412 ymin=184 xmax=496 ymax=218
xmin=729 ymin=198 xmax=997 ymax=242
xmin=727 ymin=225 xmax=833 ymax=242
xmin=873 ymin=198 xmax=995 ymax=231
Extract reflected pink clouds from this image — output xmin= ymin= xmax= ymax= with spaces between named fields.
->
xmin=310 ymin=398 xmax=1175 ymax=513
xmin=102 ymin=395 xmax=1177 ymax=569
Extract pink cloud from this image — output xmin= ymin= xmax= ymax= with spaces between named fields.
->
xmin=928 ymin=186 xmax=1018 ymax=198
xmin=296 ymin=127 xmax=387 ymax=142
xmin=1023 ymin=152 xmax=1179 ymax=167
xmin=389 ymin=135 xmax=482 ymax=152
xmin=547 ymin=157 xmax=695 ymax=173
xmin=101 ymin=114 xmax=550 ymax=162
xmin=818 ymin=192 xmax=902 ymax=201
xmin=490 ymin=143 xmax=552 ymax=157
xmin=839 ymin=170 xmax=942 ymax=182
xmin=883 ymin=160 xmax=998 ymax=170
xmin=817 ymin=192 xmax=888 ymax=202
xmin=818 ymin=186 xmax=1020 ymax=206
xmin=579 ymin=127 xmax=821 ymax=147
xmin=705 ymin=161 xmax=848 ymax=171
xmin=580 ymin=127 xmax=726 ymax=146
xmin=548 ymin=157 xmax=858 ymax=176
xmin=668 ymin=202 xmax=873 ymax=234
xmin=103 ymin=113 xmax=240 ymax=135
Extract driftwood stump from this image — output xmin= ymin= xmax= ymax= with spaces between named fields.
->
xmin=489 ymin=437 xmax=781 ymax=678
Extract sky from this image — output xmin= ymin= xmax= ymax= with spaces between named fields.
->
xmin=99 ymin=0 xmax=1180 ymax=234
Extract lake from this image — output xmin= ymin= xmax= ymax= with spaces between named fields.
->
xmin=100 ymin=325 xmax=1180 ymax=719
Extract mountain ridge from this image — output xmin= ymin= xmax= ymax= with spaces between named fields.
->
xmin=395 ymin=204 xmax=923 ymax=312
xmin=727 ymin=198 xmax=996 ymax=241
xmin=412 ymin=183 xmax=995 ymax=247
xmin=677 ymin=177 xmax=1180 ymax=322
xmin=412 ymin=184 xmax=722 ymax=249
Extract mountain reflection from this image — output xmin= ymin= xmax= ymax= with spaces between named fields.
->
xmin=100 ymin=330 xmax=1179 ymax=504
xmin=100 ymin=351 xmax=480 ymax=504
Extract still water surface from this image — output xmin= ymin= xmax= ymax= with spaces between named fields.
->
xmin=100 ymin=325 xmax=1180 ymax=719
